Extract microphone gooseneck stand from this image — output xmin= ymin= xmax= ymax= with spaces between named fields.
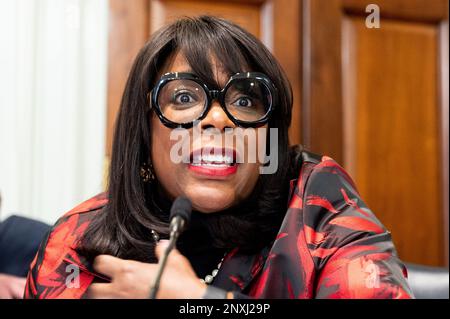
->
xmin=149 ymin=197 xmax=191 ymax=299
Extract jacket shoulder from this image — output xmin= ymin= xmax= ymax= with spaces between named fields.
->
xmin=63 ymin=192 xmax=108 ymax=218
xmin=287 ymin=146 xmax=331 ymax=203
xmin=24 ymin=193 xmax=108 ymax=298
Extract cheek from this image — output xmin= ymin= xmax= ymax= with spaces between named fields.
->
xmin=236 ymin=163 xmax=260 ymax=198
xmin=150 ymin=117 xmax=186 ymax=199
xmin=256 ymin=126 xmax=268 ymax=164
xmin=222 ymin=127 xmax=268 ymax=200
xmin=241 ymin=127 xmax=268 ymax=187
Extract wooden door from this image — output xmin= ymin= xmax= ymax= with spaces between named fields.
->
xmin=303 ymin=0 xmax=449 ymax=266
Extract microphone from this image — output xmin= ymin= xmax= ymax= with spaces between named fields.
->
xmin=149 ymin=196 xmax=192 ymax=299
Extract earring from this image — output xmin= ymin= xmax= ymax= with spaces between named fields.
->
xmin=140 ymin=162 xmax=155 ymax=183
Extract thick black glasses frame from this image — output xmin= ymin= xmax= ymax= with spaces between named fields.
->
xmin=149 ymin=72 xmax=277 ymax=129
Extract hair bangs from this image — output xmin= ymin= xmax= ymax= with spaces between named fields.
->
xmin=174 ymin=16 xmax=252 ymax=89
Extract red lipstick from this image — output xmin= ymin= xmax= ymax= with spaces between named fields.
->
xmin=187 ymin=147 xmax=238 ymax=178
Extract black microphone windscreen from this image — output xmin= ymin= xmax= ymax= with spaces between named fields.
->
xmin=169 ymin=196 xmax=192 ymax=224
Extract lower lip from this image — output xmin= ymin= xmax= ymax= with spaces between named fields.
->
xmin=188 ymin=164 xmax=238 ymax=177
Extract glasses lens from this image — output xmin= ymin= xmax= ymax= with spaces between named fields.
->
xmin=157 ymin=79 xmax=207 ymax=124
xmin=224 ymin=78 xmax=272 ymax=123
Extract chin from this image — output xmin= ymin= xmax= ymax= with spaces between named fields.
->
xmin=185 ymin=186 xmax=235 ymax=213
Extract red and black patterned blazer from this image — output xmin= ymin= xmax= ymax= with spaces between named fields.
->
xmin=24 ymin=153 xmax=414 ymax=299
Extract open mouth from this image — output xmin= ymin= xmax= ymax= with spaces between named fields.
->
xmin=188 ymin=147 xmax=238 ymax=177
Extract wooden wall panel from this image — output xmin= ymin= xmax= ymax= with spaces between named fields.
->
xmin=150 ymin=0 xmax=262 ymax=37
xmin=106 ymin=0 xmax=150 ymax=157
xmin=343 ymin=0 xmax=449 ymax=23
xmin=343 ymin=17 xmax=444 ymax=265
xmin=440 ymin=20 xmax=449 ymax=266
xmin=305 ymin=0 xmax=448 ymax=266
xmin=272 ymin=0 xmax=302 ymax=146
xmin=303 ymin=0 xmax=343 ymax=163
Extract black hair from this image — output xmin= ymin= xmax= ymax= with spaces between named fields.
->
xmin=78 ymin=16 xmax=295 ymax=262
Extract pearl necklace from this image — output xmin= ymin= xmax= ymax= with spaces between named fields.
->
xmin=200 ymin=255 xmax=225 ymax=285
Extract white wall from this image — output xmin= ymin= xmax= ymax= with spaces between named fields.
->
xmin=0 ymin=0 xmax=109 ymax=225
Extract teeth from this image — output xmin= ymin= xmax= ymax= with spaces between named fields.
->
xmin=192 ymin=154 xmax=234 ymax=165
xmin=191 ymin=162 xmax=229 ymax=167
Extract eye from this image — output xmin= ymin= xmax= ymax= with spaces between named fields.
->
xmin=173 ymin=91 xmax=197 ymax=105
xmin=232 ymin=97 xmax=253 ymax=108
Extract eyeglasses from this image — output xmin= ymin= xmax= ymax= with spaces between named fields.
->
xmin=149 ymin=72 xmax=277 ymax=128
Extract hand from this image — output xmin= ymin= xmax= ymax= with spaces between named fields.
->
xmin=0 ymin=273 xmax=27 ymax=299
xmin=87 ymin=240 xmax=207 ymax=299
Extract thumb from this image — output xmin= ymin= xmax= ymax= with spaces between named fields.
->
xmin=155 ymin=240 xmax=181 ymax=260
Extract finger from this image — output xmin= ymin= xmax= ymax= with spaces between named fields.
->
xmin=87 ymin=283 xmax=115 ymax=299
xmin=155 ymin=240 xmax=185 ymax=266
xmin=154 ymin=240 xmax=170 ymax=260
xmin=10 ymin=278 xmax=26 ymax=299
xmin=155 ymin=240 xmax=183 ymax=260
xmin=93 ymin=255 xmax=125 ymax=278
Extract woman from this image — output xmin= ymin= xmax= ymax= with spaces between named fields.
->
xmin=24 ymin=16 xmax=413 ymax=299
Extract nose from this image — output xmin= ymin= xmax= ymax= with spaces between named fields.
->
xmin=200 ymin=101 xmax=236 ymax=131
